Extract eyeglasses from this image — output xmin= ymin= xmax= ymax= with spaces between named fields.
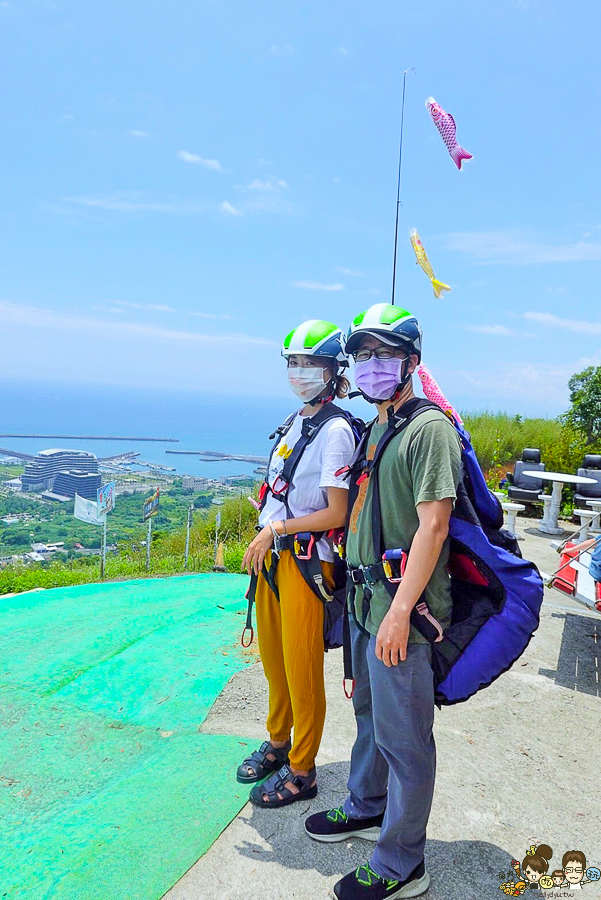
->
xmin=352 ymin=348 xmax=408 ymax=363
xmin=565 ymin=868 xmax=583 ymax=874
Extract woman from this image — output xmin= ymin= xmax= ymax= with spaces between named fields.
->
xmin=238 ymin=319 xmax=355 ymax=808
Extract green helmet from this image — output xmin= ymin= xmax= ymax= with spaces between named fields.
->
xmin=281 ymin=319 xmax=349 ymax=368
xmin=346 ymin=303 xmax=422 ymax=361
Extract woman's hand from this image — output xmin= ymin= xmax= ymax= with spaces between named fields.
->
xmin=242 ymin=525 xmax=275 ymax=576
xmin=375 ymin=604 xmax=411 ymax=667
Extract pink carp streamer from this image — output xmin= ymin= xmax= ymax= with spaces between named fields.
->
xmin=426 ymin=97 xmax=473 ymax=170
xmin=418 ymin=364 xmax=463 ymax=424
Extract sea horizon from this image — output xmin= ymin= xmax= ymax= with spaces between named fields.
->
xmin=0 ymin=379 xmax=301 ymax=479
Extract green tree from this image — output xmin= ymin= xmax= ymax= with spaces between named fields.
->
xmin=564 ymin=365 xmax=601 ymax=444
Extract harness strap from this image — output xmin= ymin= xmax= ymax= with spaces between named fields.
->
xmin=260 ymin=403 xmax=354 ymax=512
xmin=342 ymin=597 xmax=354 ymax=698
xmin=347 ymin=398 xmax=447 ymax=645
xmin=241 ymin=553 xmax=280 ymax=647
xmin=241 ymin=572 xmax=257 ymax=647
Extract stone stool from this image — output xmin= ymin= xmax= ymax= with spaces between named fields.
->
xmin=501 ymin=501 xmax=525 ymax=539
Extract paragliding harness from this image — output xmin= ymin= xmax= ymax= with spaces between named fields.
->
xmin=242 ymin=402 xmax=365 ymax=652
xmin=340 ymin=397 xmax=544 ymax=706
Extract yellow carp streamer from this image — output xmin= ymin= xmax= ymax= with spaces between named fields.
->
xmin=409 ymin=228 xmax=451 ymax=299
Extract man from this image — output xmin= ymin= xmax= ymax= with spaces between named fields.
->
xmin=305 ymin=303 xmax=462 ymax=900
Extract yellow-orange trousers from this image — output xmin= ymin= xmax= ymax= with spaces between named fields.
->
xmin=255 ymin=549 xmax=334 ymax=772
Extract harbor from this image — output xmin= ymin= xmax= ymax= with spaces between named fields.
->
xmin=0 ymin=434 xmax=179 ymax=442
xmin=166 ymin=450 xmax=269 ymax=465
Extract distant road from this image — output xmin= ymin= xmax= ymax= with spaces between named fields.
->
xmin=0 ymin=434 xmax=179 ymax=442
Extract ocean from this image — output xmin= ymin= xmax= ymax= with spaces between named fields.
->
xmin=0 ymin=380 xmax=299 ymax=479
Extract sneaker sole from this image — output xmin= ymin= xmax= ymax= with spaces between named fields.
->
xmin=384 ymin=871 xmax=431 ymax=899
xmin=305 ymin=824 xmax=382 ymax=843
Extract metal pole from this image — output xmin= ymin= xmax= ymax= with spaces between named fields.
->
xmin=146 ymin=517 xmax=152 ymax=571
xmin=214 ymin=522 xmax=219 ymax=567
xmin=101 ymin=518 xmax=107 ymax=579
xmin=184 ymin=504 xmax=192 ymax=570
xmin=391 ymin=67 xmax=416 ymax=306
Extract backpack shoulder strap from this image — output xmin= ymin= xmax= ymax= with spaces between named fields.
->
xmin=279 ymin=402 xmax=348 ymax=493
xmin=369 ymin=398 xmax=443 ymax=556
xmin=258 ymin=412 xmax=297 ymax=510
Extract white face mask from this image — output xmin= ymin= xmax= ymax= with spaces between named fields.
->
xmin=287 ymin=366 xmax=328 ymax=402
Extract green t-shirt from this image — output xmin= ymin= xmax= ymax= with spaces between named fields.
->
xmin=346 ymin=407 xmax=462 ymax=641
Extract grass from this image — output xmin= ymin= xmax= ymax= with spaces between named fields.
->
xmin=462 ymin=413 xmax=593 ymax=488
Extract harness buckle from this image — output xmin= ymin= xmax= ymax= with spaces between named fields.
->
xmin=349 ymin=566 xmax=363 ymax=585
xmin=302 ymin=420 xmax=318 ymax=439
xmin=348 ymin=564 xmax=377 ymax=586
xmin=272 ymin=532 xmax=288 ymax=555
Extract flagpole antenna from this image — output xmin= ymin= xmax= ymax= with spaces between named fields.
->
xmin=391 ymin=67 xmax=416 ymax=306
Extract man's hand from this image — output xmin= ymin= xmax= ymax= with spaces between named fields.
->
xmin=374 ymin=497 xmax=453 ymax=666
xmin=375 ymin=604 xmax=411 ymax=667
xmin=242 ymin=526 xmax=274 ymax=576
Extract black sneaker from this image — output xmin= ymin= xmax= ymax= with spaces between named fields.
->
xmin=333 ymin=860 xmax=430 ymax=899
xmin=305 ymin=806 xmax=384 ymax=843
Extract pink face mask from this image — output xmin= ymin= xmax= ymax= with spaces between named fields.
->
xmin=354 ymin=357 xmax=405 ymax=401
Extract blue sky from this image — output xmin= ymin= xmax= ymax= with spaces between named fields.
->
xmin=1 ymin=0 xmax=600 ymax=416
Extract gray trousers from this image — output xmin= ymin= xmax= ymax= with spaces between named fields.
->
xmin=342 ymin=617 xmax=436 ymax=881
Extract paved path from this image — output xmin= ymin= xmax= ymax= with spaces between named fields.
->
xmin=166 ymin=519 xmax=601 ymax=900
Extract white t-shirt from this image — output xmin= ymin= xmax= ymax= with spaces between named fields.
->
xmin=259 ymin=409 xmax=356 ymax=561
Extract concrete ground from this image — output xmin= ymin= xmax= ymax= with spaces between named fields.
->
xmin=165 ymin=517 xmax=601 ymax=900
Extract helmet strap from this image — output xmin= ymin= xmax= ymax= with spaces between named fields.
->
xmin=307 ymin=378 xmax=336 ymax=407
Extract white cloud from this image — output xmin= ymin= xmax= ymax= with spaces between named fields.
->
xmin=190 ymin=311 xmax=234 ymax=321
xmin=0 ymin=301 xmax=280 ymax=394
xmin=62 ymin=193 xmax=208 ymax=213
xmin=333 ymin=177 xmax=342 ymax=184
xmin=270 ymin=44 xmax=295 ymax=57
xmin=444 ymin=230 xmax=601 ymax=265
xmin=467 ymin=324 xmax=513 ymax=336
xmin=522 ymin=311 xmax=601 ymax=335
xmin=220 ymin=201 xmax=243 ymax=216
xmin=59 ymin=191 xmax=295 ymax=219
xmin=177 ymin=150 xmax=222 ymax=171
xmin=336 ymin=47 xmax=349 ymax=55
xmin=111 ymin=301 xmax=176 ymax=313
xmin=129 ymin=130 xmax=148 ymax=137
xmin=454 ymin=361 xmax=573 ymax=408
xmin=93 ymin=305 xmax=124 ymax=315
xmin=294 ymin=281 xmax=344 ymax=292
xmin=336 ymin=267 xmax=362 ymax=277
xmin=0 ymin=301 xmax=274 ymax=348
xmin=247 ymin=178 xmax=288 ymax=192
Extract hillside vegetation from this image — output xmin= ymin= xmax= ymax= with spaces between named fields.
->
xmin=1 ymin=412 xmax=598 ymax=596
